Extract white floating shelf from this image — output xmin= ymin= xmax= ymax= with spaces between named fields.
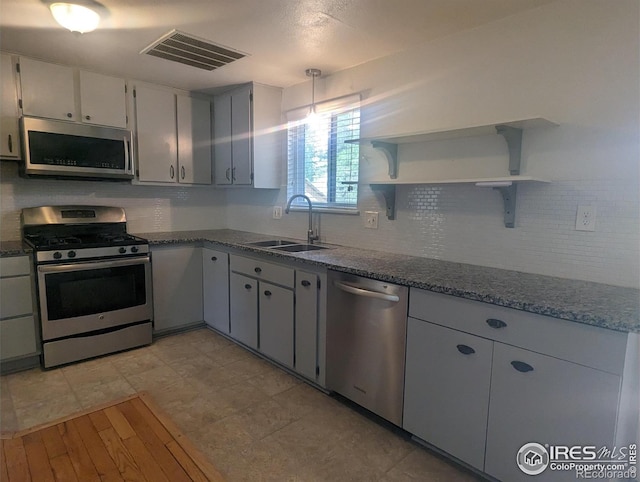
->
xmin=368 ymin=176 xmax=549 ymax=185
xmin=349 ymin=117 xmax=558 ymax=145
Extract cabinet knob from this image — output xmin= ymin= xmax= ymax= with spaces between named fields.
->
xmin=254 ymin=267 xmax=262 ymax=273
xmin=211 ymin=256 xmax=217 ymax=261
xmin=264 ymin=290 xmax=272 ymax=297
xmin=301 ymin=280 xmax=311 ymax=287
xmin=181 ymin=166 xmax=185 ymax=179
xmin=85 ymin=115 xmax=91 ymax=120
xmin=170 ymin=165 xmax=175 ymax=179
xmin=232 ymin=167 xmax=236 ymax=181
xmin=7 ymin=134 xmax=12 ymax=153
xmin=486 ymin=318 xmax=507 ymax=329
xmin=225 ymin=168 xmax=231 ymax=181
xmin=511 ymin=361 xmax=534 ymax=373
xmin=244 ymin=284 xmax=252 ymax=290
xmin=456 ymin=344 xmax=475 ymax=355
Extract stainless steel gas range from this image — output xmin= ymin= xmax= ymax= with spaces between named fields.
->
xmin=21 ymin=205 xmax=153 ymax=368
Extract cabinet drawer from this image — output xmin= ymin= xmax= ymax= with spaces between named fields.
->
xmin=229 ymin=254 xmax=294 ymax=288
xmin=409 ymin=288 xmax=627 ymax=375
xmin=0 ymin=276 xmax=33 ymax=319
xmin=0 ymin=315 xmax=37 ymax=360
xmin=0 ymin=256 xmax=30 ymax=277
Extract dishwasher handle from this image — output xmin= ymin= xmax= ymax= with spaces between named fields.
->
xmin=333 ymin=281 xmax=400 ymax=302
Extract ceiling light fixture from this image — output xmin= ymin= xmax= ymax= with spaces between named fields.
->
xmin=49 ymin=2 xmax=101 ymax=33
xmin=305 ymin=68 xmax=321 ymax=118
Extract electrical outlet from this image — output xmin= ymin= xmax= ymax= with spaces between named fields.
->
xmin=575 ymin=205 xmax=596 ymax=231
xmin=273 ymin=206 xmax=282 ymax=219
xmin=364 ymin=211 xmax=379 ymax=229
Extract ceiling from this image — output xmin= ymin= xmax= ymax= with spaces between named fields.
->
xmin=0 ymin=0 xmax=554 ymax=93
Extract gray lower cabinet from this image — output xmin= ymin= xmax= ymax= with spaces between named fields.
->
xmin=151 ymin=245 xmax=203 ymax=334
xmin=485 ymin=343 xmax=621 ymax=482
xmin=259 ymin=282 xmax=294 ymax=367
xmin=0 ymin=256 xmax=38 ymax=366
xmin=202 ymin=248 xmax=230 ymax=334
xmin=405 ymin=287 xmax=631 ymax=482
xmin=295 ymin=270 xmax=319 ymax=381
xmin=229 ymin=272 xmax=258 ymax=348
xmin=403 ymin=318 xmax=492 ymax=471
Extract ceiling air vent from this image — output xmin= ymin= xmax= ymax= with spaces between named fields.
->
xmin=140 ymin=29 xmax=247 ymax=71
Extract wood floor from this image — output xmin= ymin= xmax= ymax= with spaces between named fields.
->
xmin=1 ymin=392 xmax=225 ymax=482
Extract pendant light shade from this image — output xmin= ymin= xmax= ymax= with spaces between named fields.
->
xmin=50 ymin=2 xmax=101 ymax=33
xmin=305 ymin=68 xmax=321 ymax=118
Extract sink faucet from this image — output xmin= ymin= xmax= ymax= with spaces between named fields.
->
xmin=285 ymin=194 xmax=319 ymax=244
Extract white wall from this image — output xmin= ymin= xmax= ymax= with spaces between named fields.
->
xmin=227 ymin=0 xmax=640 ymax=288
xmin=0 ymin=162 xmax=227 ymax=240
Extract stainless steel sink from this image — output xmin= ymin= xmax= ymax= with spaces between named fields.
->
xmin=272 ymin=244 xmax=329 ymax=252
xmin=246 ymin=239 xmax=298 ymax=247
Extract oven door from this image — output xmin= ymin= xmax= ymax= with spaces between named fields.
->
xmin=37 ymin=256 xmax=152 ymax=341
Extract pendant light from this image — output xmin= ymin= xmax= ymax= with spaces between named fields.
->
xmin=305 ymin=68 xmax=321 ymax=119
xmin=49 ymin=2 xmax=101 ymax=33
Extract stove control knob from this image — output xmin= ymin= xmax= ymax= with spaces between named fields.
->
xmin=67 ymin=250 xmax=76 ymax=258
xmin=131 ymin=246 xmax=139 ymax=253
xmin=119 ymin=247 xmax=127 ymax=254
xmin=53 ymin=251 xmax=62 ymax=259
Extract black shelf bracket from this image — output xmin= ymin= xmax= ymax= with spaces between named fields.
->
xmin=494 ymin=183 xmax=517 ymax=228
xmin=371 ymin=141 xmax=398 ymax=179
xmin=370 ymin=184 xmax=396 ymax=220
xmin=495 ymin=125 xmax=523 ymax=175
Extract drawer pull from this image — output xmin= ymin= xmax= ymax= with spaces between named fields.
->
xmin=456 ymin=344 xmax=475 ymax=355
xmin=301 ymin=280 xmax=311 ymax=287
xmin=264 ymin=290 xmax=272 ymax=297
xmin=211 ymin=256 xmax=217 ymax=261
xmin=244 ymin=284 xmax=252 ymax=290
xmin=486 ymin=318 xmax=507 ymax=329
xmin=254 ymin=267 xmax=262 ymax=273
xmin=511 ymin=361 xmax=534 ymax=373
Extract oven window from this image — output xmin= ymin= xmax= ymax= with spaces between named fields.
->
xmin=44 ymin=264 xmax=146 ymax=320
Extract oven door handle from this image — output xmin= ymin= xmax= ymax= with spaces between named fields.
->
xmin=37 ymin=256 xmax=150 ymax=273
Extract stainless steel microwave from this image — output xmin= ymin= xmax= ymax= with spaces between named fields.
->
xmin=20 ymin=116 xmax=134 ymax=180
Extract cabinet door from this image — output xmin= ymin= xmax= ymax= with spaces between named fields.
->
xmin=134 ymin=85 xmax=177 ymax=183
xmin=259 ymin=282 xmax=294 ymax=368
xmin=1 ymin=316 xmax=37 ymax=360
xmin=213 ymin=93 xmax=233 ymax=185
xmin=485 ymin=343 xmax=621 ymax=482
xmin=19 ymin=57 xmax=76 ymax=121
xmin=229 ymin=272 xmax=258 ymax=348
xmin=177 ymin=95 xmax=212 ymax=184
xmin=151 ymin=246 xmax=203 ymax=333
xmin=403 ymin=318 xmax=492 ymax=471
xmin=1 ymin=54 xmax=21 ymax=159
xmin=230 ymin=86 xmax=253 ymax=185
xmin=79 ymin=70 xmax=127 ymax=128
xmin=202 ymin=248 xmax=229 ymax=334
xmin=0 ymin=276 xmax=33 ymax=319
xmin=295 ymin=270 xmax=318 ymax=380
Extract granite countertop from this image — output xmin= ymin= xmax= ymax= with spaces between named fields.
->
xmin=138 ymin=229 xmax=640 ymax=334
xmin=0 ymin=240 xmax=31 ymax=256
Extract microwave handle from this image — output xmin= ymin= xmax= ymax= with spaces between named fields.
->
xmin=124 ymin=137 xmax=132 ymax=174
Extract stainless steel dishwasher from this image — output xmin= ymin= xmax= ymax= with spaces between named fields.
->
xmin=326 ymin=270 xmax=409 ymax=426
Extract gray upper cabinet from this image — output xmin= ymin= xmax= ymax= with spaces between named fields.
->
xmin=213 ymin=82 xmax=282 ymax=188
xmin=0 ymin=54 xmax=21 ymax=159
xmin=135 ymin=84 xmax=212 ymax=185
xmin=19 ymin=57 xmax=127 ymax=128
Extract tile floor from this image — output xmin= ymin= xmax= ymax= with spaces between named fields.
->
xmin=1 ymin=328 xmax=482 ymax=481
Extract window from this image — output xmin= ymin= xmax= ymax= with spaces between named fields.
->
xmin=287 ymin=103 xmax=360 ymax=210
